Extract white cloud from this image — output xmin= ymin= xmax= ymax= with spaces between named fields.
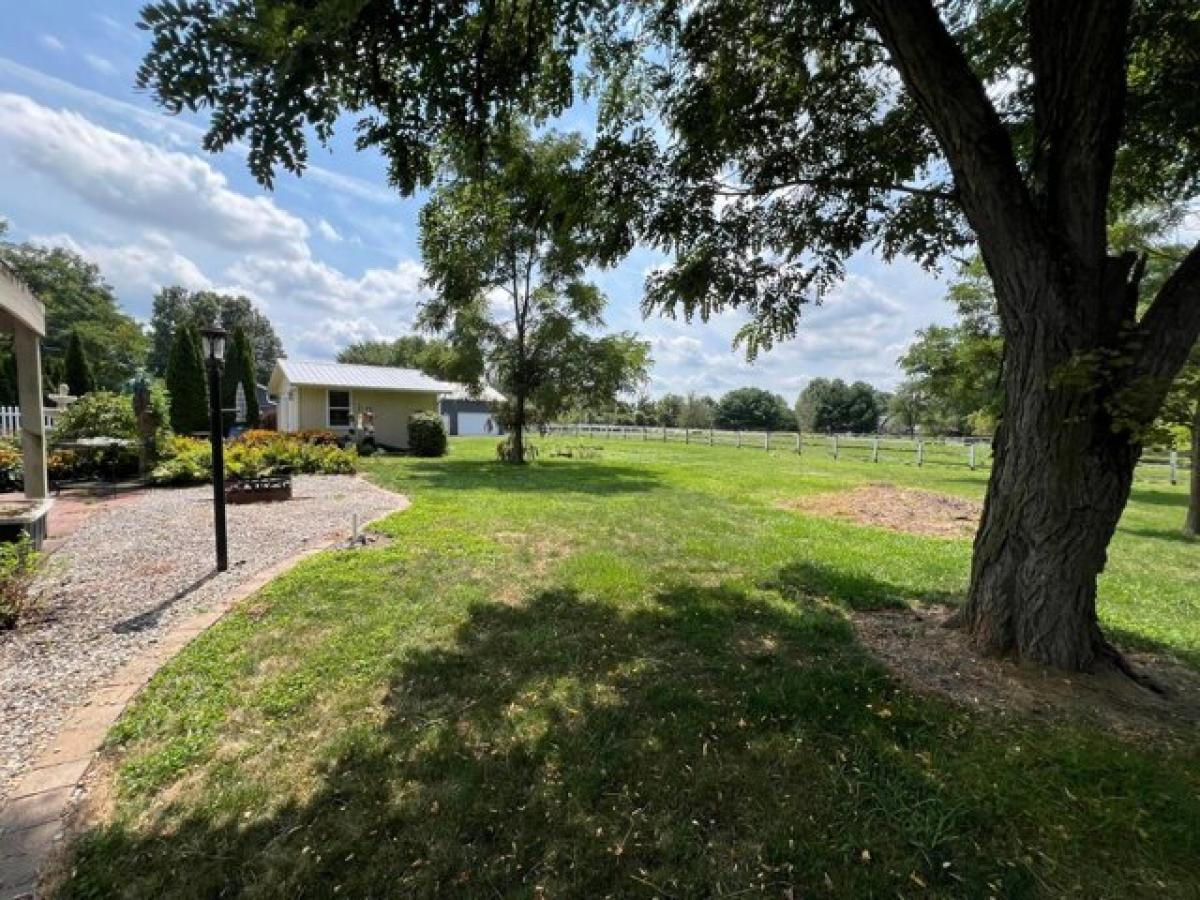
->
xmin=293 ymin=317 xmax=395 ymax=357
xmin=33 ymin=231 xmax=212 ymax=299
xmin=83 ymin=54 xmax=117 ymax=77
xmin=39 ymin=36 xmax=65 ymax=53
xmin=228 ymin=255 xmax=428 ymax=317
xmin=316 ymin=219 xmax=342 ymax=242
xmin=0 ymin=93 xmax=310 ymax=257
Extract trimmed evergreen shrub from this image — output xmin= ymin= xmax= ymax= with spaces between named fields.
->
xmin=408 ymin=412 xmax=448 ymax=457
xmin=166 ymin=324 xmax=208 ymax=434
xmin=64 ymin=331 xmax=95 ymax=396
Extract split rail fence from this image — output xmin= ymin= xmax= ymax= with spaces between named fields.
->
xmin=546 ymin=423 xmax=1193 ymax=485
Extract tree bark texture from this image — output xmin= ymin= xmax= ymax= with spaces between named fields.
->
xmin=960 ymin=292 xmax=1140 ymax=669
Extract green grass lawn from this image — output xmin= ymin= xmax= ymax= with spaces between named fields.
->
xmin=61 ymin=439 xmax=1200 ymax=898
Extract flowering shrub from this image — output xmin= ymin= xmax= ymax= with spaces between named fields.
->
xmin=148 ymin=436 xmax=212 ymax=485
xmin=149 ymin=433 xmax=356 ymax=485
xmin=0 ymin=440 xmax=22 ymax=491
xmin=293 ymin=429 xmax=340 ymax=446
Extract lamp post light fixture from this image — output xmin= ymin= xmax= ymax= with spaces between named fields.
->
xmin=200 ymin=323 xmax=229 ymax=572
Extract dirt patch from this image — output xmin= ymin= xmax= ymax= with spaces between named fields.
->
xmin=853 ymin=605 xmax=1200 ymax=745
xmin=780 ymin=483 xmax=981 ymax=538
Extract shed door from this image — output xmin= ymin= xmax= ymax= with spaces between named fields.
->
xmin=457 ymin=412 xmax=494 ymax=435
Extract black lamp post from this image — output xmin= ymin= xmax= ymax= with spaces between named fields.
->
xmin=200 ymin=323 xmax=228 ymax=572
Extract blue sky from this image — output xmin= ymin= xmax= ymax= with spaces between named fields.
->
xmin=0 ymin=2 xmax=956 ymax=398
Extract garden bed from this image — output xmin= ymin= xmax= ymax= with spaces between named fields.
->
xmin=225 ymin=474 xmax=292 ymax=504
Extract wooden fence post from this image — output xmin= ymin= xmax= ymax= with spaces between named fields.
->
xmin=662 ymin=424 xmax=667 ymax=442
xmin=917 ymin=441 xmax=924 ymax=467
xmin=685 ymin=428 xmax=690 ymax=444
xmin=872 ymin=436 xmax=879 ymax=463
xmin=1169 ymin=449 xmax=1178 ymax=485
xmin=968 ymin=443 xmax=976 ymax=471
xmin=765 ymin=431 xmax=770 ymax=451
xmin=736 ymin=430 xmax=741 ymax=449
xmin=832 ymin=434 xmax=839 ymax=459
xmin=709 ymin=427 xmax=714 ymax=446
xmin=795 ymin=432 xmax=801 ymax=454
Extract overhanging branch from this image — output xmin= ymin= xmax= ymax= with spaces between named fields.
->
xmin=1135 ymin=239 xmax=1200 ymax=384
xmin=712 ymin=177 xmax=957 ymax=202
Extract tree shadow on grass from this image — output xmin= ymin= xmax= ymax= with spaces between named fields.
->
xmin=1127 ymin=486 xmax=1190 ymax=508
xmin=60 ymin=582 xmax=1200 ymax=899
xmin=761 ymin=560 xmax=964 ymax=612
xmin=1117 ymin=524 xmax=1199 ymax=545
xmin=393 ymin=458 xmax=662 ymax=495
xmin=60 ymin=581 xmax=1066 ymax=899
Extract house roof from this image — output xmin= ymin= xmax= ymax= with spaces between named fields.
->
xmin=270 ymin=359 xmax=455 ymax=394
xmin=442 ymin=384 xmax=507 ymax=403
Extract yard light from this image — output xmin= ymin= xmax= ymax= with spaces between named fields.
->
xmin=200 ymin=322 xmax=229 ymax=572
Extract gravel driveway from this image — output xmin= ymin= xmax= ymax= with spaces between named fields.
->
xmin=0 ymin=475 xmax=405 ymax=801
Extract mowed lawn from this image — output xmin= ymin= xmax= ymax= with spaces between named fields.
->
xmin=61 ymin=439 xmax=1200 ymax=898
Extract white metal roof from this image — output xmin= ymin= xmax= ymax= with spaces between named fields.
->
xmin=272 ymin=359 xmax=455 ymax=393
xmin=443 ymin=384 xmax=507 ymax=403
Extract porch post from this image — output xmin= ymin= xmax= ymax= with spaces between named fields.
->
xmin=14 ymin=326 xmax=47 ymax=499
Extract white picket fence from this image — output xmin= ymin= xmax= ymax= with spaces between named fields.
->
xmin=0 ymin=406 xmax=63 ymax=436
xmin=546 ymin=423 xmax=1193 ymax=484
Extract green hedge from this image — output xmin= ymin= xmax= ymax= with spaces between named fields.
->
xmin=408 ymin=412 xmax=448 ymax=457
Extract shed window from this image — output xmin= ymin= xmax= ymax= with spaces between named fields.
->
xmin=328 ymin=390 xmax=351 ymax=427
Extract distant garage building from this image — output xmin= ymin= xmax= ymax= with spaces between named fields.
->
xmin=440 ymin=384 xmax=506 ymax=436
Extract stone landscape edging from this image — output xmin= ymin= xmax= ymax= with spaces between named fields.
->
xmin=0 ymin=493 xmax=408 ymax=899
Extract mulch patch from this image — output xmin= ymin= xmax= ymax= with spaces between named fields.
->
xmin=780 ymin=482 xmax=981 ymax=538
xmin=853 ymin=604 xmax=1200 ymax=745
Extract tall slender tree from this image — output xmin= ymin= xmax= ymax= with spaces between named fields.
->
xmin=419 ymin=128 xmax=650 ymax=462
xmin=221 ymin=326 xmax=260 ymax=431
xmin=136 ymin=0 xmax=1200 ymax=673
xmin=63 ymin=330 xmax=95 ymax=397
xmin=165 ymin=324 xmax=208 ymax=435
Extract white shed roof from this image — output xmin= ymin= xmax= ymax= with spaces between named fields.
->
xmin=271 ymin=359 xmax=455 ymax=393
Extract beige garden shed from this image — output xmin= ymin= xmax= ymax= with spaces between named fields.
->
xmin=268 ymin=359 xmax=453 ymax=450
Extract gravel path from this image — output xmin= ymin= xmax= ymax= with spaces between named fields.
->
xmin=0 ymin=475 xmax=405 ymax=801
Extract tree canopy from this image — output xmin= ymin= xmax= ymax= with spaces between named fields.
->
xmin=796 ymin=379 xmax=886 ymax=434
xmin=149 ymin=287 xmax=283 ymax=385
xmin=336 ymin=335 xmax=461 ymax=382
xmin=418 ymin=127 xmax=650 ymax=460
xmin=897 ymin=258 xmax=1004 ymax=435
xmin=0 ymin=241 xmax=146 ymax=392
xmin=713 ymin=388 xmax=794 ymax=432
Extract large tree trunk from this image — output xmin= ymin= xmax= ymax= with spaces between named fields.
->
xmin=958 ymin=268 xmax=1146 ymax=672
xmin=1187 ymin=401 xmax=1200 ymax=536
xmin=962 ymin=404 xmax=1139 ymax=671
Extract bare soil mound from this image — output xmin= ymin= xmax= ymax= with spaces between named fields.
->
xmin=853 ymin=604 xmax=1200 ymax=745
xmin=781 ymin=482 xmax=981 ymax=538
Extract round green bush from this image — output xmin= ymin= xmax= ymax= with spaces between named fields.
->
xmin=408 ymin=412 xmax=448 ymax=457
